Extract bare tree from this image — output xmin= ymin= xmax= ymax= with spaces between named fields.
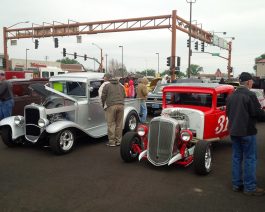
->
xmin=108 ymin=59 xmax=127 ymax=77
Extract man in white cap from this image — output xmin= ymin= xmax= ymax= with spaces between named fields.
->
xmin=226 ymin=72 xmax=265 ymax=196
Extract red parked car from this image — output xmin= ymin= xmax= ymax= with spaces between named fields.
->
xmin=120 ymin=83 xmax=234 ymax=175
xmin=8 ymin=78 xmax=48 ymax=116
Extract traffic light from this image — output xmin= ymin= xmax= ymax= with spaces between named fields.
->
xmin=63 ymin=48 xmax=66 ymax=57
xmin=201 ymin=41 xmax=205 ymax=52
xmin=54 ymin=38 xmax=59 ymax=48
xmin=177 ymin=56 xmax=181 ymax=67
xmin=187 ymin=39 xmax=190 ymax=47
xmin=84 ymin=54 xmax=87 ymax=61
xmin=34 ymin=39 xmax=39 ymax=49
xmin=166 ymin=56 xmax=171 ymax=67
xmin=74 ymin=52 xmax=77 ymax=59
xmin=195 ymin=41 xmax=198 ymax=50
xmin=2 ymin=58 xmax=6 ymax=68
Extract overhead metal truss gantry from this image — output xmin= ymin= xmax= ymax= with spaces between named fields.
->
xmin=3 ymin=10 xmax=232 ymax=79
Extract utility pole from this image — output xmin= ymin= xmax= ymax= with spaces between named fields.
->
xmin=186 ymin=0 xmax=196 ymax=78
xmin=105 ymin=54 xmax=108 ymax=73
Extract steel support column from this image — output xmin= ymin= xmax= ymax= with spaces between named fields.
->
xmin=171 ymin=10 xmax=177 ymax=82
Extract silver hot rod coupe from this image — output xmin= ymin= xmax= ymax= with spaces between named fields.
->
xmin=0 ymin=72 xmax=141 ymax=155
xmin=120 ymin=83 xmax=234 ymax=175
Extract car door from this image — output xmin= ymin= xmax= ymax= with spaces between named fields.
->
xmin=87 ymin=80 xmax=107 ymax=135
xmin=209 ymin=91 xmax=229 ymax=139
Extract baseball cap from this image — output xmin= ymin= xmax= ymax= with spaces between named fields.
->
xmin=239 ymin=72 xmax=253 ymax=82
xmin=103 ymin=73 xmax=112 ymax=79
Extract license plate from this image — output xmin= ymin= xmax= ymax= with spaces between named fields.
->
xmin=152 ymin=104 xmax=160 ymax=109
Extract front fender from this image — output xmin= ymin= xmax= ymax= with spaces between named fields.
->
xmin=0 ymin=116 xmax=25 ymax=140
xmin=45 ymin=120 xmax=83 ymax=134
xmin=123 ymin=106 xmax=140 ymax=128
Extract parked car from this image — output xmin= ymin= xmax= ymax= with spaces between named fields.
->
xmin=120 ymin=83 xmax=234 ymax=175
xmin=8 ymin=78 xmax=49 ymax=116
xmin=146 ymin=83 xmax=171 ymax=114
xmin=146 ymin=79 xmax=204 ymax=115
xmin=0 ymin=72 xmax=141 ymax=155
xmin=251 ymin=88 xmax=265 ymax=109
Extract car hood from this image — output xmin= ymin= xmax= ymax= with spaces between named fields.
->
xmin=30 ymin=83 xmax=77 ymax=102
xmin=147 ymin=92 xmax=162 ymax=99
xmin=30 ymin=83 xmax=52 ymax=97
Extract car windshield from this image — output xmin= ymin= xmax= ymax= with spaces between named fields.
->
xmin=51 ymin=81 xmax=86 ymax=97
xmin=165 ymin=92 xmax=212 ymax=107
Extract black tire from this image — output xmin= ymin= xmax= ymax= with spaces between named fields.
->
xmin=0 ymin=126 xmax=18 ymax=147
xmin=124 ymin=111 xmax=139 ymax=133
xmin=120 ymin=132 xmax=143 ymax=162
xmin=193 ymin=140 xmax=212 ymax=175
xmin=49 ymin=128 xmax=75 ymax=155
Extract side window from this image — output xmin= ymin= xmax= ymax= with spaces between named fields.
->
xmin=217 ymin=93 xmax=228 ymax=107
xmin=67 ymin=82 xmax=86 ymax=96
xmin=90 ymin=80 xmax=102 ymax=98
xmin=42 ymin=71 xmax=49 ymax=78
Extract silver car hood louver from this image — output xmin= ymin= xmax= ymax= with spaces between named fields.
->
xmin=147 ymin=116 xmax=179 ymax=166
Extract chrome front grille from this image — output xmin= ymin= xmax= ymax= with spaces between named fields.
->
xmin=147 ymin=117 xmax=177 ymax=166
xmin=25 ymin=107 xmax=41 ymax=142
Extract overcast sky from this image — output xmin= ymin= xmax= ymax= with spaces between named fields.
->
xmin=1 ymin=0 xmax=264 ymax=76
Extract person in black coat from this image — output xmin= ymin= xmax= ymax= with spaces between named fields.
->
xmin=226 ymin=72 xmax=265 ymax=196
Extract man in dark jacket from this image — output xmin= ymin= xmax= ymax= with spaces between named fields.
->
xmin=0 ymin=70 xmax=14 ymax=120
xmin=101 ymin=77 xmax=125 ymax=147
xmin=226 ymin=72 xmax=265 ymax=196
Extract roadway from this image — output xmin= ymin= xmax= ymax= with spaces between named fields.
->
xmin=0 ymin=118 xmax=264 ymax=212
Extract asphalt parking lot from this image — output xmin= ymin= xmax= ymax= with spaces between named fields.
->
xmin=0 ymin=120 xmax=264 ymax=212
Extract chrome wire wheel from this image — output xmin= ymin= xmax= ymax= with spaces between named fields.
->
xmin=59 ymin=130 xmax=74 ymax=151
xmin=204 ymin=147 xmax=212 ymax=170
xmin=128 ymin=115 xmax=137 ymax=131
xmin=194 ymin=140 xmax=212 ymax=175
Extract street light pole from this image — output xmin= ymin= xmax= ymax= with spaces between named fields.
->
xmin=186 ymin=0 xmax=196 ymax=78
xmin=92 ymin=43 xmax=103 ymax=72
xmin=105 ymin=54 xmax=108 ymax=73
xmin=119 ymin=45 xmax=124 ymax=78
xmin=155 ymin=52 xmax=159 ymax=75
xmin=25 ymin=48 xmax=29 ymax=70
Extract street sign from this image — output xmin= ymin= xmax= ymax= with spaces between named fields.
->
xmin=212 ymin=53 xmax=220 ymax=56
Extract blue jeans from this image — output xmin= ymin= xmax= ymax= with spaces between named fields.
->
xmin=231 ymin=135 xmax=257 ymax=192
xmin=0 ymin=99 xmax=14 ymax=120
xmin=139 ymin=101 xmax=147 ymax=123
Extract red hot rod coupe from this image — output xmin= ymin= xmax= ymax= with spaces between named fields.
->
xmin=120 ymin=83 xmax=234 ymax=175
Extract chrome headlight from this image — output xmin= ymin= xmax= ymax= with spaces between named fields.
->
xmin=14 ymin=116 xmax=24 ymax=126
xmin=38 ymin=118 xmax=49 ymax=128
xmin=137 ymin=125 xmax=148 ymax=137
xmin=180 ymin=130 xmax=193 ymax=143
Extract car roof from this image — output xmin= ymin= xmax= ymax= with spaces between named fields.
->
xmin=163 ymin=83 xmax=234 ymax=93
xmin=7 ymin=78 xmax=48 ymax=83
xmin=49 ymin=72 xmax=105 ymax=82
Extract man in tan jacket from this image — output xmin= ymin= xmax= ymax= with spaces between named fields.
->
xmin=101 ymin=77 xmax=126 ymax=147
xmin=136 ymin=77 xmax=149 ymax=123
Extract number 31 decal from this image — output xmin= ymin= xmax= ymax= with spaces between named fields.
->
xmin=215 ymin=115 xmax=228 ymax=134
